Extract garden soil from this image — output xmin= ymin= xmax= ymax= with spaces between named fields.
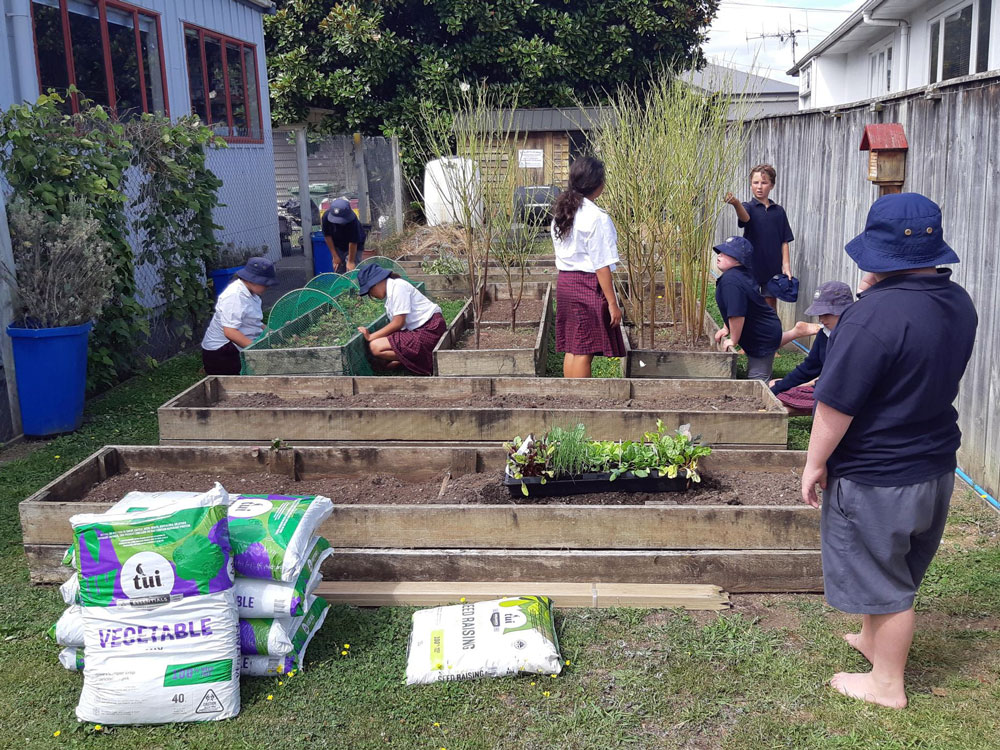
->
xmin=455 ymin=326 xmax=538 ymax=350
xmin=77 ymin=468 xmax=803 ymax=507
xmin=480 ymin=298 xmax=546 ymax=323
xmin=222 ymin=391 xmax=761 ymax=411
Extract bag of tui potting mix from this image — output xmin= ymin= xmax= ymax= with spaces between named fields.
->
xmin=59 ymin=647 xmax=85 ymax=672
xmin=49 ymin=605 xmax=85 ymax=647
xmin=107 ymin=489 xmax=334 ymax=583
xmin=61 ymin=536 xmax=334 ymax=619
xmin=239 ymin=595 xmax=330 ymax=658
xmin=405 ymin=596 xmax=563 ymax=685
xmin=69 ymin=485 xmax=240 ymax=724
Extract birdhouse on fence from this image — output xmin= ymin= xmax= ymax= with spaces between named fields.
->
xmin=860 ymin=123 xmax=908 ymax=195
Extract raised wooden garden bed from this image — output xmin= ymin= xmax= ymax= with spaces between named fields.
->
xmin=625 ymin=309 xmax=738 ymax=379
xmin=433 ymin=283 xmax=553 ymax=377
xmin=158 ymin=375 xmax=787 ymax=447
xmin=241 ymin=282 xmax=427 ymax=376
xmin=20 ymin=444 xmax=820 ymax=592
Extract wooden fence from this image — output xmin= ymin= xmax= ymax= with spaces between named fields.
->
xmin=715 ymin=72 xmax=1000 ymax=497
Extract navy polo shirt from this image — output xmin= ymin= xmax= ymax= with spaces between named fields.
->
xmin=715 ymin=266 xmax=782 ymax=358
xmin=771 ymin=331 xmax=827 ymax=394
xmin=321 ymin=211 xmax=366 ymax=254
xmin=738 ymin=198 xmax=794 ymax=286
xmin=814 ymin=270 xmax=977 ymax=486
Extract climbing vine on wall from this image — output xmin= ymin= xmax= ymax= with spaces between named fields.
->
xmin=0 ymin=92 xmax=224 ymax=391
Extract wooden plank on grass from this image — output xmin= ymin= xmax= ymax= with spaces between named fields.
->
xmin=313 ymin=581 xmax=730 ymax=610
xmin=321 ymin=549 xmax=824 ymax=593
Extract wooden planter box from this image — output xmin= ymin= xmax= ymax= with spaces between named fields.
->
xmin=433 ymin=283 xmax=553 ymax=377
xmin=407 ymin=270 xmax=557 ymax=299
xmin=159 ymin=375 xmax=786 ymax=447
xmin=20 ymin=444 xmax=820 ymax=592
xmin=241 ymin=282 xmax=426 ymax=376
xmin=625 ymin=310 xmax=739 ymax=379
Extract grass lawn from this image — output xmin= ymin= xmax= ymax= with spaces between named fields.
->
xmin=1 ymin=354 xmax=999 ymax=747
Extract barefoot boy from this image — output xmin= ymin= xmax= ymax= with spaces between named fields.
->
xmin=801 ymin=194 xmax=977 ymax=708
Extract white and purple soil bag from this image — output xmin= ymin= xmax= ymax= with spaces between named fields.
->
xmin=239 ymin=595 xmax=330 ymax=658
xmin=106 ymin=489 xmax=334 ymax=583
xmin=69 ymin=485 xmax=240 ymax=725
xmin=405 ymin=596 xmax=563 ymax=685
xmin=49 ymin=605 xmax=85 ymax=647
xmin=59 ymin=647 xmax=85 ymax=672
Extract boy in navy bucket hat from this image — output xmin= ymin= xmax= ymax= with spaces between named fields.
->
xmin=201 ymin=256 xmax=278 ymax=375
xmin=802 ymin=193 xmax=977 ymax=709
xmin=712 ymin=236 xmax=783 ymax=381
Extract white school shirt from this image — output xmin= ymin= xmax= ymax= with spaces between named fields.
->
xmin=551 ymin=197 xmax=619 ymax=273
xmin=201 ymin=279 xmax=264 ymax=351
xmin=384 ymin=277 xmax=441 ymax=330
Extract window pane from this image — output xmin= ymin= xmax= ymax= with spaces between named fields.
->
xmin=185 ymin=27 xmax=207 ymax=121
xmin=138 ymin=14 xmax=166 ymax=114
xmin=942 ymin=5 xmax=973 ymax=80
xmin=32 ymin=1 xmax=71 ymax=106
xmin=886 ymin=47 xmax=893 ymax=91
xmin=204 ymin=35 xmax=229 ymax=134
xmin=977 ymin=0 xmax=992 ymax=73
xmin=106 ymin=7 xmax=141 ymax=119
xmin=244 ymin=46 xmax=261 ymax=139
xmin=930 ymin=21 xmax=940 ymax=83
xmin=226 ymin=42 xmax=247 ymax=137
xmin=67 ymin=0 xmax=109 ymax=107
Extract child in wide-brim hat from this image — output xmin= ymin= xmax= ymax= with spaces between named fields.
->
xmin=356 ymin=264 xmax=445 ymax=375
xmin=712 ymin=236 xmax=783 ymax=381
xmin=201 ymin=256 xmax=278 ymax=375
xmin=802 ymin=192 xmax=977 ymax=709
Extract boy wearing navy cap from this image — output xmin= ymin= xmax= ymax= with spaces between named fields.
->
xmin=201 ymin=257 xmax=279 ymax=375
xmin=802 ymin=193 xmax=977 ymax=709
xmin=712 ymin=236 xmax=783 ymax=381
xmin=322 ymin=198 xmax=365 ymax=273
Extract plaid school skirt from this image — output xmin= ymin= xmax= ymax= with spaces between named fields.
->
xmin=387 ymin=312 xmax=447 ymax=375
xmin=555 ymin=270 xmax=626 ymax=357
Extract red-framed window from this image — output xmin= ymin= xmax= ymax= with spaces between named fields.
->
xmin=184 ymin=24 xmax=263 ymax=143
xmin=30 ymin=0 xmax=168 ymax=118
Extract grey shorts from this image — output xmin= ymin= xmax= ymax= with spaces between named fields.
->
xmin=745 ymin=354 xmax=774 ymax=381
xmin=821 ymin=472 xmax=954 ymax=615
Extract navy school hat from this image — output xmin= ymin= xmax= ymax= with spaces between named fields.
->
xmin=804 ymin=281 xmax=854 ymax=316
xmin=845 ymin=193 xmax=959 ymax=272
xmin=357 ymin=263 xmax=392 ymax=295
xmin=236 ymin=256 xmax=278 ymax=287
xmin=712 ymin=236 xmax=754 ymax=269
xmin=326 ymin=198 xmax=356 ymax=225
xmin=765 ymin=274 xmax=799 ymax=302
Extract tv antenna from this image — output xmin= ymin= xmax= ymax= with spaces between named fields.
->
xmin=747 ymin=15 xmax=810 ymax=65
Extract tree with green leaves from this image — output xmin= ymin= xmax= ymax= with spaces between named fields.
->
xmin=265 ymin=0 xmax=718 ymax=154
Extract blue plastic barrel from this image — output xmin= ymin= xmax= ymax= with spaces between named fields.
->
xmin=209 ymin=265 xmax=245 ymax=301
xmin=7 ymin=321 xmax=93 ymax=436
xmin=312 ymin=231 xmax=333 ymax=274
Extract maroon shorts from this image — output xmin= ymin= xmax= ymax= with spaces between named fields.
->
xmin=776 ymin=384 xmax=815 ymax=411
xmin=555 ymin=270 xmax=626 ymax=357
xmin=387 ymin=312 xmax=447 ymax=375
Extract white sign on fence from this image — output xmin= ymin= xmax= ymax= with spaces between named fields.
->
xmin=518 ymin=149 xmax=544 ymax=169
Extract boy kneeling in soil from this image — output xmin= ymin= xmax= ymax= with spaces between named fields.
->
xmin=712 ymin=236 xmax=782 ymax=381
xmin=802 ymin=193 xmax=977 ymax=709
xmin=201 ymin=257 xmax=279 ymax=375
xmin=356 ymin=264 xmax=446 ymax=375
xmin=770 ymin=281 xmax=855 ymax=415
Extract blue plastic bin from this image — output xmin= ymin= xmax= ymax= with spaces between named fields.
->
xmin=7 ymin=321 xmax=93 ymax=436
xmin=311 ymin=231 xmax=333 ymax=274
xmin=209 ymin=265 xmax=245 ymax=301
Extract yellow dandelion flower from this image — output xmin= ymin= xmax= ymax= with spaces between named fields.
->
xmin=54 ymin=455 xmax=60 ymax=459
xmin=460 ymin=597 xmax=466 ymax=603
xmin=550 ymin=674 xmax=557 ymax=678
xmin=433 ymin=722 xmax=440 ymax=727
xmin=344 ymin=644 xmax=350 ymax=649
xmin=565 ymin=660 xmax=571 ymax=666
xmin=543 ymin=691 xmax=550 ymax=698
xmin=341 ymin=650 xmax=348 ymax=656
xmin=267 ymin=694 xmax=273 ymax=701
xmin=278 ymin=681 xmax=284 ymax=686
xmin=289 ymin=670 xmax=297 ymax=677
xmin=94 ymin=725 xmax=102 ymax=732
xmin=530 ymin=681 xmax=535 ymax=686
xmin=53 ymin=731 xmax=61 ymax=737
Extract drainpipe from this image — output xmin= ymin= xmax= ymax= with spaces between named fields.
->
xmin=863 ymin=12 xmax=910 ymax=92
xmin=9 ymin=0 xmax=39 ymax=103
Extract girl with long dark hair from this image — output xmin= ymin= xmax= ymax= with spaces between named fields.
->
xmin=551 ymin=156 xmax=625 ymax=377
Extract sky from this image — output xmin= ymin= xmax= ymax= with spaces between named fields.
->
xmin=703 ymin=0 xmax=868 ymax=85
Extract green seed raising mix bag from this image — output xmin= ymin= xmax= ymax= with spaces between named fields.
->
xmin=69 ymin=485 xmax=240 ymax=725
xmin=405 ymin=596 xmax=563 ymax=685
xmin=107 ymin=489 xmax=334 ymax=583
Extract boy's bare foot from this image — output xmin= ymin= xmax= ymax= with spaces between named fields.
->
xmin=843 ymin=633 xmax=874 ymax=663
xmin=830 ymin=672 xmax=907 ymax=709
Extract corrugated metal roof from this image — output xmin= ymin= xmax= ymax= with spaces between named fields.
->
xmin=681 ymin=63 xmax=798 ymax=96
xmin=479 ymin=107 xmax=608 ymax=132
